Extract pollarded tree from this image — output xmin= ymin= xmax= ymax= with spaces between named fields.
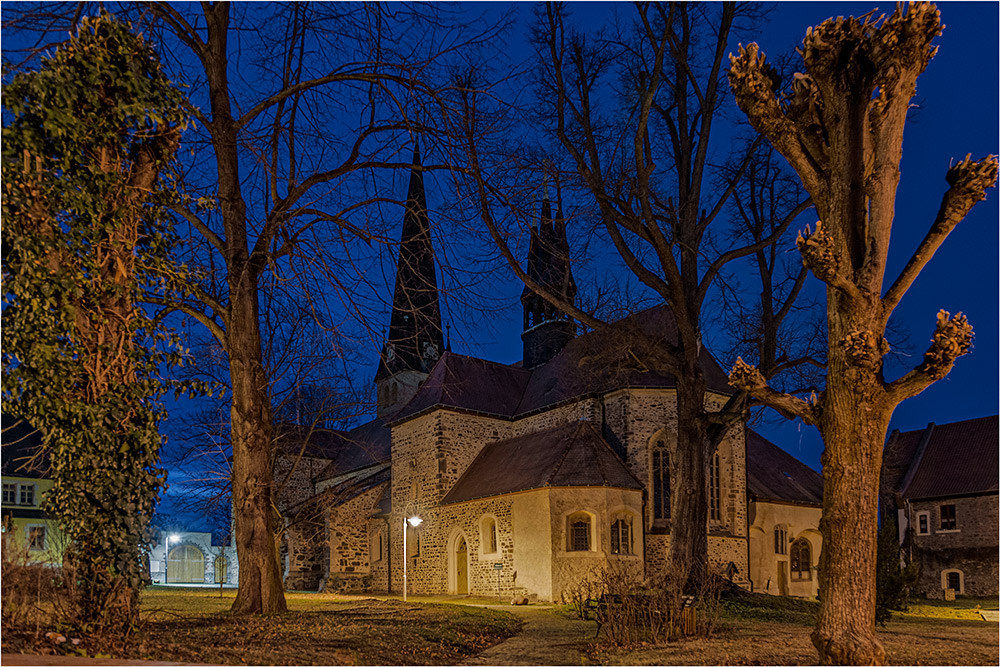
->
xmin=1 ymin=13 xmax=193 ymax=631
xmin=727 ymin=4 xmax=996 ymax=663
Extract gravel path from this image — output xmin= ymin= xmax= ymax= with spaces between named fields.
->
xmin=460 ymin=604 xmax=595 ymax=666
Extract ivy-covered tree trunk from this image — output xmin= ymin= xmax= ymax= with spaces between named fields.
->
xmin=727 ymin=4 xmax=997 ymax=663
xmin=1 ymin=14 xmax=191 ymax=632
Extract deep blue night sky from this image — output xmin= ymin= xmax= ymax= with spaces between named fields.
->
xmin=4 ymin=2 xmax=995 ymax=528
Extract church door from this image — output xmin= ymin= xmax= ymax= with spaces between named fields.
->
xmin=168 ymin=544 xmax=205 ymax=583
xmin=456 ymin=536 xmax=469 ymax=595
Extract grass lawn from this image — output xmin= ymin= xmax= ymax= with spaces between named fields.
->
xmin=590 ymin=593 xmax=999 ymax=666
xmin=2 ymin=587 xmax=521 ymax=666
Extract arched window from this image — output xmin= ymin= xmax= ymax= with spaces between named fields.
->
xmin=652 ymin=441 xmax=671 ymax=520
xmin=790 ymin=538 xmax=811 ymax=580
xmin=708 ymin=452 xmax=721 ymax=521
xmin=480 ymin=516 xmax=498 ymax=555
xmin=567 ymin=512 xmax=592 ymax=552
xmin=941 ymin=569 xmax=964 ymax=594
xmin=610 ymin=517 xmax=632 ymax=555
xmin=774 ymin=525 xmax=788 ymax=555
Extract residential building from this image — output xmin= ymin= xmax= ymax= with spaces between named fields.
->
xmin=881 ymin=415 xmax=999 ymax=598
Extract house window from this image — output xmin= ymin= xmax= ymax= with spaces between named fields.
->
xmin=652 ymin=443 xmax=670 ymax=520
xmin=915 ymin=511 xmax=930 ymax=536
xmin=481 ymin=516 xmax=498 ymax=554
xmin=709 ymin=452 xmax=721 ymax=521
xmin=610 ymin=518 xmax=632 ymax=555
xmin=567 ymin=513 xmax=592 ymax=552
xmin=26 ymin=525 xmax=46 ymax=551
xmin=2 ymin=483 xmax=15 ymax=504
xmin=941 ymin=569 xmax=964 ymax=594
xmin=939 ymin=504 xmax=957 ymax=531
xmin=19 ymin=484 xmax=35 ymax=507
xmin=790 ymin=538 xmax=811 ymax=580
xmin=774 ymin=525 xmax=788 ymax=555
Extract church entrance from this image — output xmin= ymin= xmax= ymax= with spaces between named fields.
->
xmin=168 ymin=544 xmax=205 ymax=583
xmin=455 ymin=535 xmax=469 ymax=595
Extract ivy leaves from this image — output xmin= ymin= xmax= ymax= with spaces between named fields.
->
xmin=2 ymin=13 xmax=196 ymax=632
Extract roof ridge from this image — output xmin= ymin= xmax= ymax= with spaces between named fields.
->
xmin=544 ymin=422 xmax=579 ymax=486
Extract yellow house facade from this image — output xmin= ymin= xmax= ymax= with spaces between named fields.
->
xmin=1 ymin=416 xmax=65 ymax=566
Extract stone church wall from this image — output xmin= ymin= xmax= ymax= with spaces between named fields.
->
xmin=323 ymin=483 xmax=387 ymax=592
xmin=275 ymin=453 xmax=330 ymax=512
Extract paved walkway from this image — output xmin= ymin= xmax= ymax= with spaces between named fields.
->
xmin=1 ymin=656 xmax=200 ymax=666
xmin=459 ymin=604 xmax=595 ymax=666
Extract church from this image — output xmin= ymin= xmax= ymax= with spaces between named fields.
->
xmin=275 ymin=148 xmax=823 ymax=601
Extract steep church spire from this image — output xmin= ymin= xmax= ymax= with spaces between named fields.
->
xmin=521 ymin=181 xmax=576 ymax=369
xmin=376 ymin=142 xmax=445 ymax=417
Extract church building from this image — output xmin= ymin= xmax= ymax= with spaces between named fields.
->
xmin=277 ymin=147 xmax=822 ymax=601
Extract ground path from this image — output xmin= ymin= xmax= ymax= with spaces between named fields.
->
xmin=459 ymin=603 xmax=595 ymax=666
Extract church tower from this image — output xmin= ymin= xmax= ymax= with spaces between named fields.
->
xmin=375 ymin=143 xmax=445 ymax=418
xmin=521 ymin=186 xmax=577 ymax=369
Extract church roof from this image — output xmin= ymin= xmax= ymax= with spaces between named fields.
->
xmin=288 ymin=462 xmax=390 ymax=516
xmin=891 ymin=415 xmax=998 ymax=501
xmin=294 ymin=417 xmax=391 ymax=483
xmin=389 ymin=305 xmax=733 ymax=424
xmin=1 ymin=414 xmax=49 ymax=479
xmin=441 ymin=420 xmax=642 ymax=505
xmin=746 ymin=430 xmax=823 ymax=506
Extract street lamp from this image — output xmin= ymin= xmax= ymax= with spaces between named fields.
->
xmin=402 ymin=515 xmax=422 ymax=602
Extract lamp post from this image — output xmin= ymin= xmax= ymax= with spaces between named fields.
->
xmin=402 ymin=515 xmax=422 ymax=602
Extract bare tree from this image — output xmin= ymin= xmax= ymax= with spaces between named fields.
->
xmin=457 ymin=2 xmax=812 ymax=590
xmin=727 ymin=4 xmax=997 ymax=663
xmin=128 ymin=2 xmax=501 ymax=614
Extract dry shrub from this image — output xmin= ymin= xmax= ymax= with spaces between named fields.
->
xmin=594 ymin=558 xmax=731 ymax=646
xmin=564 ymin=566 xmax=602 ymax=619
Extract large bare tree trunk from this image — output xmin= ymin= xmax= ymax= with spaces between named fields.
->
xmin=202 ymin=4 xmax=287 ymax=615
xmin=229 ymin=279 xmax=287 ymax=614
xmin=728 ymin=4 xmax=996 ymax=663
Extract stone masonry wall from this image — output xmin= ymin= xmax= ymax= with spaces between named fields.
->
xmin=910 ymin=493 xmax=998 ymax=598
xmin=320 ymin=483 xmax=387 ymax=593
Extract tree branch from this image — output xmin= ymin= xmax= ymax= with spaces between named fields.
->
xmin=886 ymin=310 xmax=973 ymax=404
xmin=728 ymin=357 xmax=819 ymax=425
xmin=882 ymin=154 xmax=998 ymax=318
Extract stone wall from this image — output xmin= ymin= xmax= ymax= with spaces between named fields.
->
xmin=909 ymin=493 xmax=998 ymax=598
xmin=323 ymin=484 xmax=388 ymax=593
xmin=275 ymin=453 xmax=331 ymax=512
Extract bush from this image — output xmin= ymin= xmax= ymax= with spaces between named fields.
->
xmin=875 ymin=518 xmax=920 ymax=626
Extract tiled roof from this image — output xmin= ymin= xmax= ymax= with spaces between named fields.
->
xmin=390 ymin=305 xmax=734 ymax=424
xmin=311 ymin=417 xmax=392 ymax=483
xmin=390 ymin=354 xmax=530 ymax=421
xmin=441 ymin=420 xmax=642 ymax=505
xmin=1 ymin=414 xmax=49 ymax=478
xmin=896 ymin=415 xmax=998 ymax=500
xmin=290 ymin=463 xmax=390 ymax=515
xmin=746 ymin=430 xmax=823 ymax=506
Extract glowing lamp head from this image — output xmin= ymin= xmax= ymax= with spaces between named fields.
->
xmin=407 ymin=516 xmax=423 ymax=528
xmin=168 ymin=533 xmax=180 ymax=544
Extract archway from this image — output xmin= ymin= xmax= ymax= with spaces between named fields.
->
xmin=455 ymin=535 xmax=469 ymax=595
xmin=168 ymin=544 xmax=205 ymax=583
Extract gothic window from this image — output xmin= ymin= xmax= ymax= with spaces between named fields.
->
xmin=480 ymin=516 xmax=498 ymax=554
xmin=19 ymin=484 xmax=34 ymax=507
xmin=567 ymin=512 xmax=592 ymax=552
xmin=610 ymin=517 xmax=632 ymax=555
xmin=939 ymin=504 xmax=957 ymax=530
xmin=790 ymin=539 xmax=811 ymax=580
xmin=652 ymin=442 xmax=670 ymax=520
xmin=774 ymin=525 xmax=788 ymax=555
xmin=709 ymin=452 xmax=721 ymax=522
